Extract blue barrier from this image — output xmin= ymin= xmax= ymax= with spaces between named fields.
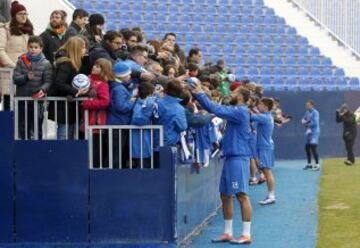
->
xmin=89 ymin=147 xmax=176 ymax=244
xmin=0 ymin=112 xmax=14 ymax=242
xmin=175 ymin=157 xmax=222 ymax=244
xmin=1 ymin=90 xmax=359 ymax=246
xmin=15 ymin=141 xmax=88 ymax=242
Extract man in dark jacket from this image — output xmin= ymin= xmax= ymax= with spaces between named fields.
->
xmin=336 ymin=104 xmax=358 ymax=165
xmin=40 ymin=10 xmax=67 ymax=64
xmin=88 ymin=30 xmax=123 ymax=69
xmin=64 ymin=8 xmax=89 ymax=41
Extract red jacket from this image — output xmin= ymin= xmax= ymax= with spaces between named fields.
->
xmin=81 ymin=74 xmax=110 ymax=133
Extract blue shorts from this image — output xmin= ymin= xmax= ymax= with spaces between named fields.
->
xmin=257 ymin=149 xmax=275 ymax=169
xmin=306 ymin=134 xmax=319 ymax=145
xmin=249 ymin=138 xmax=257 ymax=159
xmin=219 ymin=156 xmax=250 ymax=195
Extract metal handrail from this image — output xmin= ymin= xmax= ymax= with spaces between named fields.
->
xmin=289 ymin=0 xmax=360 ymax=59
xmin=14 ymin=97 xmax=89 ymax=140
xmin=87 ymin=125 xmax=164 ymax=170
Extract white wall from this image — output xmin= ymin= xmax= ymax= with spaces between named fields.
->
xmin=19 ymin=0 xmax=75 ymax=35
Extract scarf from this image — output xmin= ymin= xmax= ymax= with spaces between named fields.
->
xmin=47 ymin=24 xmax=66 ymax=40
xmin=26 ymin=52 xmax=43 ymax=62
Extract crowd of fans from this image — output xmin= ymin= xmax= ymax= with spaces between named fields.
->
xmin=0 ymin=2 xmax=290 ymax=169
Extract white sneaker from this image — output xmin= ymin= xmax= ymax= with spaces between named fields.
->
xmin=303 ymin=164 xmax=313 ymax=170
xmin=312 ymin=164 xmax=320 ymax=171
xmin=259 ymin=197 xmax=276 ymax=205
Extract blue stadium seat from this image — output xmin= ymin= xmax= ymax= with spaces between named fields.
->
xmin=310 ymin=57 xmax=320 ymax=65
xmin=273 ymin=57 xmax=283 ymax=65
xmin=287 ymin=67 xmax=297 ymax=75
xmin=310 ymin=67 xmax=321 ymax=75
xmin=336 ymin=77 xmax=348 ymax=90
xmin=322 ymin=58 xmax=332 ymax=66
xmin=334 ymin=68 xmax=345 ymax=76
xmin=261 ymin=77 xmax=271 ymax=85
xmin=297 ymin=57 xmax=308 ymax=65
xmin=264 ymin=15 xmax=276 ymax=24
xmin=299 ymin=37 xmax=309 ymax=45
xmin=322 ymin=67 xmax=333 ymax=76
xmin=261 ymin=67 xmax=271 ymax=75
xmin=248 ymin=57 xmax=258 ymax=65
xmin=260 ymin=56 xmax=271 ymax=64
xmin=248 ymin=67 xmax=259 ymax=75
xmin=287 ymin=27 xmax=297 ymax=34
xmin=349 ymin=77 xmax=360 ymax=88
xmin=310 ymin=47 xmax=320 ymax=55
xmin=286 ymin=77 xmax=298 ymax=86
xmin=298 ymin=67 xmax=308 ymax=75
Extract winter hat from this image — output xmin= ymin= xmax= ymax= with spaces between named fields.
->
xmin=230 ymin=81 xmax=241 ymax=91
xmin=89 ymin=13 xmax=105 ymax=27
xmin=113 ymin=61 xmax=131 ymax=78
xmin=11 ymin=1 xmax=26 ymax=18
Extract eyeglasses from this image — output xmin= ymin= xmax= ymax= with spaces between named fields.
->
xmin=112 ymin=41 xmax=123 ymax=45
xmin=17 ymin=12 xmax=28 ymax=16
xmin=129 ymin=39 xmax=137 ymax=43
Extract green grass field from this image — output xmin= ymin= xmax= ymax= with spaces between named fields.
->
xmin=317 ymin=158 xmax=360 ymax=248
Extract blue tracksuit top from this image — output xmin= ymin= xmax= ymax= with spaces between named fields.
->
xmin=107 ymin=81 xmax=134 ymax=125
xmin=303 ymin=108 xmax=320 ymax=135
xmin=251 ymin=112 xmax=274 ymax=150
xmin=131 ymin=97 xmax=157 ymax=158
xmin=195 ymin=93 xmax=251 ymax=157
xmin=156 ymin=95 xmax=188 ymax=146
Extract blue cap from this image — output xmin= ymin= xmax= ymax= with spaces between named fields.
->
xmin=113 ymin=61 xmax=131 ymax=78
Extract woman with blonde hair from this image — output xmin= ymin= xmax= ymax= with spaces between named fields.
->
xmin=49 ymin=36 xmax=88 ymax=140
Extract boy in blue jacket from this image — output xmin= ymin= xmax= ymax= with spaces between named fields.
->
xmin=156 ymin=80 xmax=187 ymax=146
xmin=251 ymin=98 xmax=276 ymax=205
xmin=302 ymin=100 xmax=320 ymax=171
xmin=107 ymin=61 xmax=135 ymax=168
xmin=131 ymin=82 xmax=158 ymax=169
xmin=191 ymin=81 xmax=253 ymax=245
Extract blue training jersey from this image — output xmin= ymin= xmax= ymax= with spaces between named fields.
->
xmin=195 ymin=93 xmax=251 ymax=157
xmin=251 ymin=112 xmax=274 ymax=150
xmin=303 ymin=108 xmax=320 ymax=135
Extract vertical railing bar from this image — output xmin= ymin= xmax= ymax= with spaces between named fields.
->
xmin=65 ymin=100 xmax=69 ymax=140
xmin=43 ymin=100 xmax=48 ymax=139
xmin=129 ymin=129 xmax=132 ymax=169
xmin=99 ymin=129 xmax=103 ymax=169
xmin=25 ymin=100 xmax=28 ymax=140
xmin=84 ymin=110 xmax=89 ymax=140
xmin=14 ymin=99 xmax=19 ymax=140
xmin=119 ymin=129 xmax=122 ymax=169
xmin=150 ymin=128 xmax=153 ymax=169
xmin=159 ymin=126 xmax=164 ymax=146
xmin=75 ymin=101 xmax=79 ymax=140
xmin=140 ymin=128 xmax=143 ymax=169
xmin=109 ymin=128 xmax=113 ymax=169
xmin=34 ymin=100 xmax=39 ymax=140
xmin=55 ymin=100 xmax=58 ymax=137
xmin=89 ymin=127 xmax=93 ymax=169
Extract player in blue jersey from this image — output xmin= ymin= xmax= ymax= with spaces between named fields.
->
xmin=302 ymin=100 xmax=320 ymax=171
xmin=251 ymin=98 xmax=276 ymax=205
xmin=191 ymin=80 xmax=253 ymax=245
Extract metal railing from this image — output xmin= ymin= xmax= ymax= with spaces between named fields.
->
xmin=14 ymin=97 xmax=89 ymax=140
xmin=0 ymin=68 xmax=15 ymax=111
xmin=87 ymin=125 xmax=164 ymax=170
xmin=290 ymin=0 xmax=360 ymax=58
